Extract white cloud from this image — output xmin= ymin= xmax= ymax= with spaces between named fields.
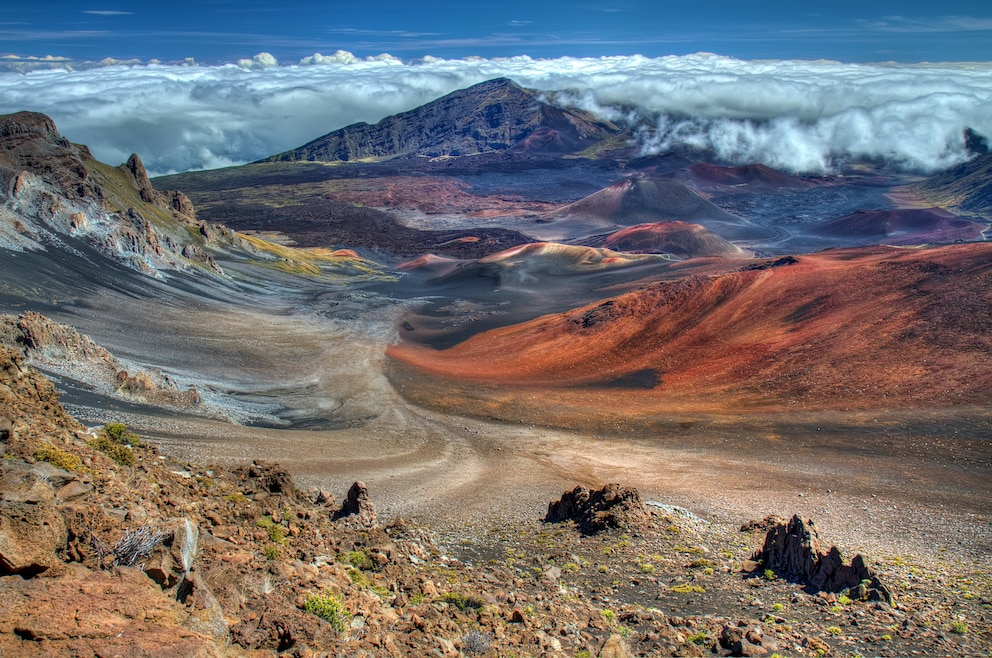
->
xmin=236 ymin=51 xmax=278 ymax=70
xmin=0 ymin=52 xmax=988 ymax=175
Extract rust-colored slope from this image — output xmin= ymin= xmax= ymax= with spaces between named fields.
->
xmin=588 ymin=221 xmax=749 ymax=258
xmin=812 ymin=208 xmax=986 ymax=245
xmin=388 ymin=243 xmax=992 ymax=415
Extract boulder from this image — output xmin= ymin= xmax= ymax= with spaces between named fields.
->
xmin=0 ymin=460 xmax=68 ymax=576
xmin=334 ymin=481 xmax=377 ymax=528
xmin=752 ymin=515 xmax=892 ymax=603
xmin=545 ymin=483 xmax=649 ymax=535
xmin=233 ymin=460 xmax=298 ymax=497
xmin=0 ymin=564 xmax=223 ymax=657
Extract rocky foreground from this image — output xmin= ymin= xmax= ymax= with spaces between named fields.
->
xmin=0 ymin=347 xmax=989 ymax=657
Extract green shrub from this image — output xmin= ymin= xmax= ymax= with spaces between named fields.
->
xmin=764 ymin=568 xmax=777 ymax=581
xmin=256 ymin=516 xmax=287 ymax=544
xmin=303 ymin=592 xmax=348 ymax=632
xmin=34 ymin=444 xmax=83 ymax=471
xmin=687 ymin=631 xmax=709 ymax=645
xmin=262 ymin=544 xmax=279 ymax=560
xmin=440 ymin=591 xmax=484 ymax=611
xmin=88 ymin=435 xmax=136 ymax=467
xmin=103 ymin=422 xmax=141 ymax=446
xmin=343 ymin=549 xmax=372 ymax=570
xmin=950 ymin=620 xmax=968 ymax=635
xmin=670 ymin=584 xmax=706 ymax=594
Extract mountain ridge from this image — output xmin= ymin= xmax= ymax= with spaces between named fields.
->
xmin=262 ymin=77 xmax=621 ymax=163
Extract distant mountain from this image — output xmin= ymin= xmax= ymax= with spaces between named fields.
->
xmin=262 ymin=78 xmax=620 ymax=163
xmin=912 ymin=152 xmax=992 ymax=219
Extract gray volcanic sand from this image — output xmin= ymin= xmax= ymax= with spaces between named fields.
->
xmin=45 ymin=271 xmax=991 ymax=572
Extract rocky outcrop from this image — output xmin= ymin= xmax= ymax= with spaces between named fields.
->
xmin=265 ymin=77 xmax=620 ymax=163
xmin=0 ymin=111 xmax=97 ymax=200
xmin=545 ymin=483 xmax=650 ymax=535
xmin=0 ymin=311 xmax=203 ymax=410
xmin=0 ymin=459 xmax=69 ymax=576
xmin=0 ymin=111 xmax=227 ymax=276
xmin=122 ymin=152 xmax=156 ymax=203
xmin=750 ymin=515 xmax=892 ymax=603
xmin=333 ymin=480 xmax=377 ymax=528
xmin=232 ymin=460 xmax=299 ymax=498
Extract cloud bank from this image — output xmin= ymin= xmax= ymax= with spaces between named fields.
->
xmin=0 ymin=52 xmax=988 ymax=175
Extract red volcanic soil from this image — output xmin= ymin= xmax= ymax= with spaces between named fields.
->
xmin=550 ymin=178 xmax=740 ymax=225
xmin=812 ymin=208 xmax=986 ymax=245
xmin=685 ymin=162 xmax=807 ymax=190
xmin=588 ymin=221 xmax=749 ymax=259
xmin=320 ymin=175 xmax=553 ymax=217
xmin=388 ymin=243 xmax=992 ymax=418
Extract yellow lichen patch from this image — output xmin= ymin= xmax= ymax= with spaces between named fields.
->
xmin=238 ymin=234 xmax=383 ymax=277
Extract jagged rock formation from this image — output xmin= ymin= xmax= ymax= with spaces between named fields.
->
xmin=750 ymin=515 xmax=892 ymax=603
xmin=0 ymin=111 xmax=230 ymax=275
xmin=0 ymin=311 xmax=202 ymax=410
xmin=333 ymin=480 xmax=377 ymax=528
xmin=545 ymin=483 xmax=650 ymax=535
xmin=264 ymin=77 xmax=620 ymax=162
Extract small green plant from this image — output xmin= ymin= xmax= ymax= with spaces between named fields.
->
xmin=597 ymin=565 xmax=609 ymax=573
xmin=837 ymin=594 xmax=853 ymax=606
xmin=673 ymin=544 xmax=702 ymax=554
xmin=764 ymin=568 xmax=776 ymax=581
xmin=772 ymin=603 xmax=785 ymax=612
xmin=950 ymin=620 xmax=968 ymax=635
xmin=601 ymin=609 xmax=617 ymax=624
xmin=303 ymin=592 xmax=348 ymax=632
xmin=561 ymin=562 xmax=580 ymax=572
xmin=343 ymin=549 xmax=372 ymax=570
xmin=256 ymin=516 xmax=287 ymax=545
xmin=826 ymin=625 xmax=842 ymax=635
xmin=441 ymin=592 xmax=484 ymax=611
xmin=103 ymin=422 xmax=141 ymax=446
xmin=639 ymin=563 xmax=656 ymax=574
xmin=670 ymin=584 xmax=706 ymax=594
xmin=409 ymin=592 xmax=425 ymax=605
xmin=881 ymin=634 xmax=892 ymax=641
xmin=224 ymin=492 xmax=247 ymax=503
xmin=262 ymin=544 xmax=279 ymax=560
xmin=88 ymin=435 xmax=135 ymax=467
xmin=687 ymin=631 xmax=708 ymax=645
xmin=575 ymin=651 xmax=593 ymax=658
xmin=690 ymin=558 xmax=712 ymax=569
xmin=34 ymin=443 xmax=83 ymax=471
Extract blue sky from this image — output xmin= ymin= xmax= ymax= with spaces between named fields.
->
xmin=3 ymin=1 xmax=991 ymax=64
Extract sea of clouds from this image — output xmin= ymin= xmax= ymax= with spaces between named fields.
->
xmin=1 ymin=52 xmax=989 ymax=176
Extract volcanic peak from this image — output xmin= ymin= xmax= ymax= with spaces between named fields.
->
xmin=264 ymin=77 xmax=620 ymax=163
xmin=588 ymin=221 xmax=749 ymax=259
